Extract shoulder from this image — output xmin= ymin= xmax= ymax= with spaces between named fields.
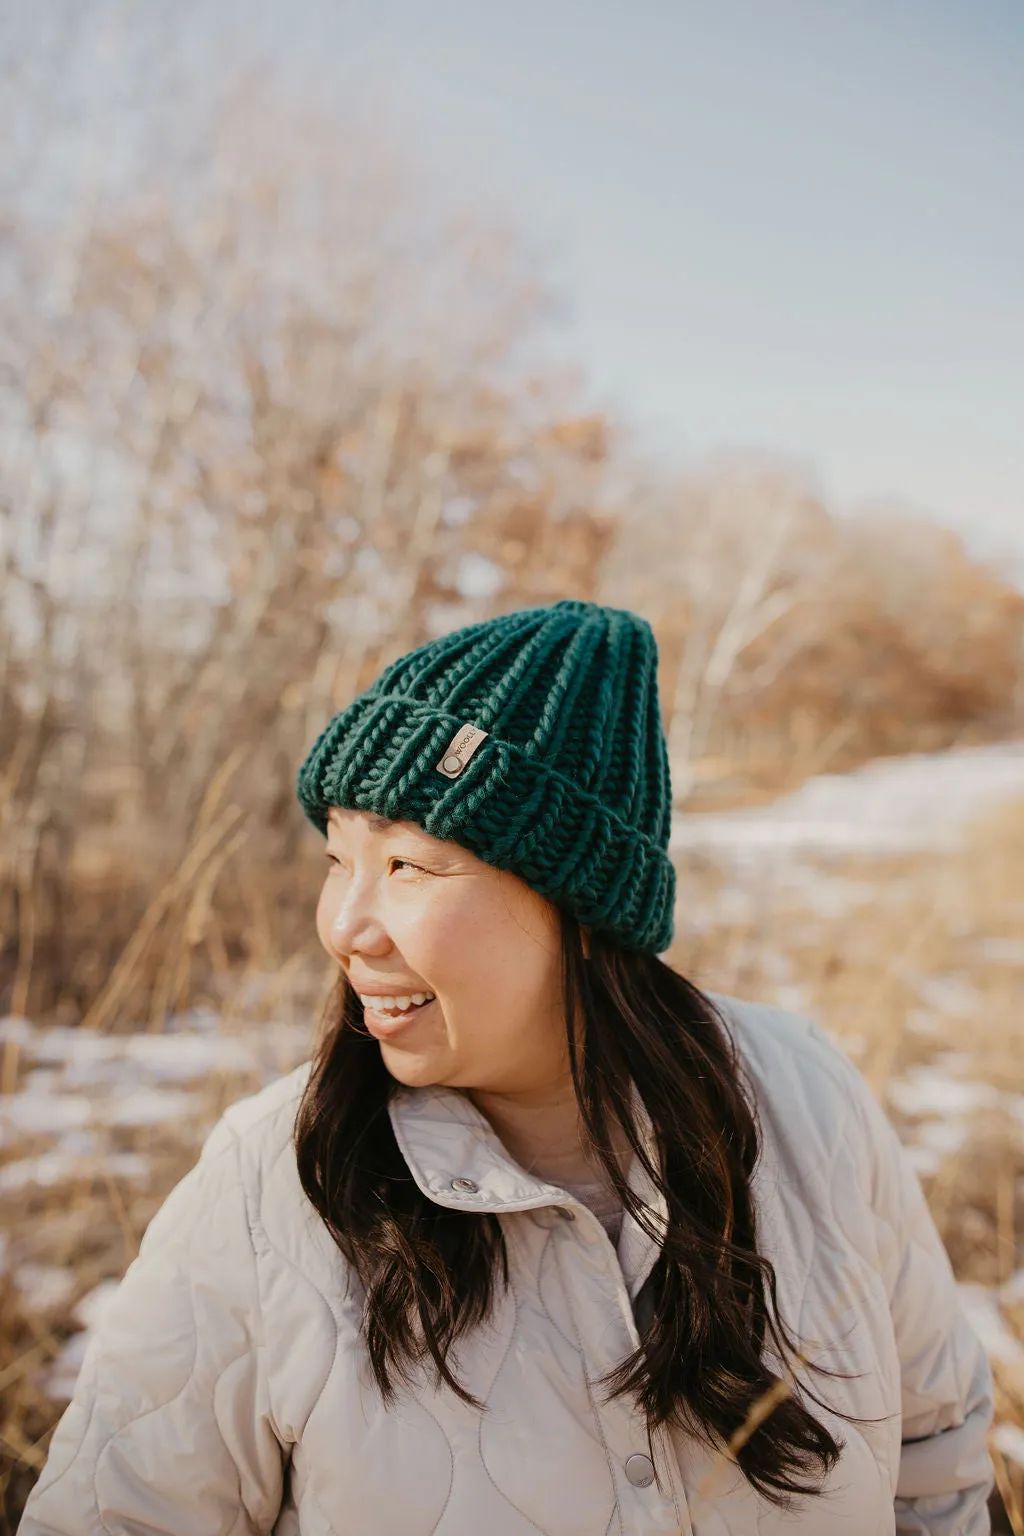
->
xmin=139 ymin=1063 xmax=313 ymax=1247
xmin=198 ymin=1060 xmax=316 ymax=1228
xmin=202 ymin=1060 xmax=349 ymax=1294
xmin=703 ymin=989 xmax=883 ymax=1177
xmin=706 ymin=989 xmax=862 ymax=1097
xmin=214 ymin=1060 xmax=313 ymax=1156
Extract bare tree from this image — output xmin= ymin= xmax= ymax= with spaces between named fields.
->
xmin=0 ymin=53 xmax=617 ymax=1025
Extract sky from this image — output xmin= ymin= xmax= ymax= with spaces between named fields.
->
xmin=251 ymin=0 xmax=1024 ymax=571
xmin=8 ymin=0 xmax=1024 ymax=570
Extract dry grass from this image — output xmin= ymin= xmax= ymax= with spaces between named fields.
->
xmin=670 ymin=797 xmax=1024 ymax=1531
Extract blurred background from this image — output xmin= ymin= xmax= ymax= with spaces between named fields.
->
xmin=1 ymin=1 xmax=1023 ymax=1527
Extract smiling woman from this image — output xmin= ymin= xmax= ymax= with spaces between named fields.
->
xmin=20 ymin=600 xmax=995 ymax=1536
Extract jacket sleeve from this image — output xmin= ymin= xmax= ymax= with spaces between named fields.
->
xmin=19 ymin=1118 xmax=286 ymax=1536
xmin=848 ymin=1055 xmax=996 ymax=1536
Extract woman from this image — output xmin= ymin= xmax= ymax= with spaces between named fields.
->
xmin=21 ymin=599 xmax=995 ymax=1535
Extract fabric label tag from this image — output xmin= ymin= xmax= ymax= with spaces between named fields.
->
xmin=435 ymin=723 xmax=489 ymax=779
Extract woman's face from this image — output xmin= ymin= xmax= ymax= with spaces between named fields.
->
xmin=317 ymin=807 xmax=570 ymax=1097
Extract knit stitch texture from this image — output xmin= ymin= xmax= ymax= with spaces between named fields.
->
xmin=295 ymin=598 xmax=676 ymax=954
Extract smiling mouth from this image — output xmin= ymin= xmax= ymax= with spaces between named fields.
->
xmin=361 ymin=997 xmax=436 ymax=1037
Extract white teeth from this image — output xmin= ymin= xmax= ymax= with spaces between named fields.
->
xmin=358 ymin=991 xmax=435 ymax=1012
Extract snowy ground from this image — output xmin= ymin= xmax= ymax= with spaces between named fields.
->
xmin=886 ymin=1050 xmax=1024 ymax=1177
xmin=0 ymin=1008 xmax=308 ymax=1170
xmin=671 ymin=740 xmax=1024 ymax=858
xmin=669 ymin=745 xmax=1024 ymax=1192
xmin=0 ymin=1005 xmax=311 ymax=1399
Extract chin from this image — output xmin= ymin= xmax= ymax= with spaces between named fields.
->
xmin=378 ymin=1044 xmax=451 ymax=1089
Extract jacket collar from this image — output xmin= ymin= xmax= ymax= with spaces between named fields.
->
xmin=388 ymin=1081 xmax=667 ymax=1300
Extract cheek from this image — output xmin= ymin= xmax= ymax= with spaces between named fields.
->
xmin=430 ymin=908 xmax=559 ymax=1025
xmin=315 ymin=882 xmax=338 ymax=949
xmin=457 ymin=901 xmax=558 ymax=998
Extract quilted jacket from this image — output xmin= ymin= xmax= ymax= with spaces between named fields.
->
xmin=20 ymin=993 xmax=995 ymax=1535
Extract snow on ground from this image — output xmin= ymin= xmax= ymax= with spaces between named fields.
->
xmin=0 ymin=1008 xmax=309 ymax=1151
xmin=671 ymin=740 xmax=1024 ymax=859
xmin=0 ymin=1148 xmax=151 ymax=1194
xmin=888 ymin=1055 xmax=1024 ymax=1178
xmin=670 ymin=743 xmax=1024 ymax=1186
xmin=0 ymin=1000 xmax=314 ymax=1402
xmin=1003 ymin=1269 xmax=1024 ymax=1308
xmin=974 ymin=938 xmax=1024 ymax=966
xmin=0 ymin=1015 xmax=309 ymax=1137
xmin=886 ymin=1052 xmax=1004 ymax=1120
xmin=958 ymin=1283 xmax=1024 ymax=1370
xmin=12 ymin=1263 xmax=77 ymax=1313
xmin=993 ymin=1421 xmax=1024 ymax=1470
xmin=959 ymin=1281 xmax=1024 ymax=1475
xmin=670 ymin=743 xmax=1023 ymax=935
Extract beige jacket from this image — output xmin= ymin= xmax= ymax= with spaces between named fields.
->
xmin=20 ymin=993 xmax=995 ymax=1535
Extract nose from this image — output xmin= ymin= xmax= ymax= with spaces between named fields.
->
xmin=319 ymin=869 xmax=393 ymax=963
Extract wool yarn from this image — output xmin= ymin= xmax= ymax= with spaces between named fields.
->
xmin=295 ymin=598 xmax=676 ymax=954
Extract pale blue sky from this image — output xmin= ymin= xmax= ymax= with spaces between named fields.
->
xmin=12 ymin=0 xmax=1024 ymax=566
xmin=251 ymin=0 xmax=1024 ymax=568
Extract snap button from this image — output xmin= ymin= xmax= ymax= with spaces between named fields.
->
xmin=449 ymin=1177 xmax=478 ymax=1193
xmin=554 ymin=1206 xmax=575 ymax=1221
xmin=624 ymin=1453 xmax=655 ymax=1488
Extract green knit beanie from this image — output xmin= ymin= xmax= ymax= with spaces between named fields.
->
xmin=295 ymin=598 xmax=676 ymax=955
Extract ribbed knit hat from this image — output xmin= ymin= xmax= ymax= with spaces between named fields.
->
xmin=295 ymin=598 xmax=676 ymax=954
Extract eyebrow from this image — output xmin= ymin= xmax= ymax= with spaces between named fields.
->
xmin=327 ymin=811 xmax=397 ymax=835
xmin=366 ymin=814 xmax=396 ymax=834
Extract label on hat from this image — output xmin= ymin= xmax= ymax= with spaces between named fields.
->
xmin=435 ymin=723 xmax=489 ymax=779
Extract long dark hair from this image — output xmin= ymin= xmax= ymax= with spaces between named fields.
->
xmin=295 ymin=911 xmax=884 ymax=1510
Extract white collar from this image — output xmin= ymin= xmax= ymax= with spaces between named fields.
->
xmin=388 ymin=1081 xmax=668 ymax=1299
